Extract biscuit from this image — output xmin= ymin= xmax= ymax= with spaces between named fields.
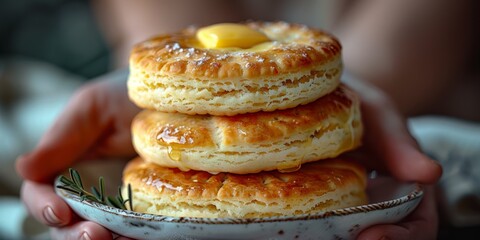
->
xmin=122 ymin=157 xmax=367 ymax=218
xmin=131 ymin=84 xmax=362 ymax=174
xmin=128 ymin=22 xmax=342 ymax=116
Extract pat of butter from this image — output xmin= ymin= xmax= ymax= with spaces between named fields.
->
xmin=197 ymin=23 xmax=269 ymax=49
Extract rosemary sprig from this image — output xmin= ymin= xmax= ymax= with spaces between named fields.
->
xmin=56 ymin=168 xmax=133 ymax=210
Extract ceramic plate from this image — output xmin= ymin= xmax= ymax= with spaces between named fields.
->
xmin=55 ymin=167 xmax=423 ymax=240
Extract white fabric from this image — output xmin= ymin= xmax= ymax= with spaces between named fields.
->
xmin=409 ymin=116 xmax=480 ymax=227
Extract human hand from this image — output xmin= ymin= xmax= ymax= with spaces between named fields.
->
xmin=343 ymin=74 xmax=442 ymax=240
xmin=16 ymin=70 xmax=139 ymax=240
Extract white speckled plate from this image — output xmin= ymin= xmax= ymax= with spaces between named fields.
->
xmin=55 ymin=169 xmax=423 ymax=240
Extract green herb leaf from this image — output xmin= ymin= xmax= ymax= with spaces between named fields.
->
xmin=99 ymin=177 xmax=105 ymax=202
xmin=91 ymin=186 xmax=102 ymax=202
xmin=127 ymin=184 xmax=133 ymax=210
xmin=70 ymin=169 xmax=84 ymax=189
xmin=107 ymin=196 xmax=124 ymax=209
xmin=56 ymin=168 xmax=132 ymax=210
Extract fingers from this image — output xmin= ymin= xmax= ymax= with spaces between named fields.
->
xmin=21 ymin=180 xmax=134 ymax=240
xmin=361 ymin=92 xmax=442 ymax=184
xmin=343 ymin=76 xmax=442 ymax=183
xmin=357 ymin=186 xmax=438 ymax=240
xmin=50 ymin=221 xmax=113 ymax=240
xmin=21 ymin=181 xmax=73 ymax=227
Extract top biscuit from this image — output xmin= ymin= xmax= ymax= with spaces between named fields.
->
xmin=128 ymin=22 xmax=342 ymax=116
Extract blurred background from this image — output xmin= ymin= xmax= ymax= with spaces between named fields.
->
xmin=0 ymin=0 xmax=479 ymax=239
xmin=0 ymin=0 xmax=111 ymax=190
xmin=0 ymin=1 xmax=109 ymax=238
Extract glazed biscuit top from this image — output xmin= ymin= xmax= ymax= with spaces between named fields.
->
xmin=129 ymin=22 xmax=341 ymax=79
xmin=132 ymin=84 xmax=359 ymax=148
xmin=123 ymin=157 xmax=366 ymax=201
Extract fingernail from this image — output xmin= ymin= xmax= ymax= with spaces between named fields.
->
xmin=81 ymin=232 xmax=92 ymax=240
xmin=43 ymin=206 xmax=63 ymax=226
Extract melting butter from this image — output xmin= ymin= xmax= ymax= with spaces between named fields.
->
xmin=197 ymin=23 xmax=270 ymax=49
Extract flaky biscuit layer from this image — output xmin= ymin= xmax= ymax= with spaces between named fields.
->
xmin=123 ymin=157 xmax=367 ymax=218
xmin=131 ymin=84 xmax=362 ymax=174
xmin=128 ymin=22 xmax=342 ymax=115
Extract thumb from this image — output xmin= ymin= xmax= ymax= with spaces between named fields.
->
xmin=16 ymin=84 xmax=108 ymax=182
xmin=362 ymin=93 xmax=442 ymax=184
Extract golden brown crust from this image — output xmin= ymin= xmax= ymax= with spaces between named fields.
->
xmin=134 ymin=84 xmax=357 ymax=147
xmin=216 ymin=84 xmax=357 ymax=145
xmin=123 ymin=156 xmax=367 ymax=218
xmin=127 ymin=21 xmax=343 ymax=115
xmin=131 ymin=84 xmax=363 ymax=174
xmin=129 ymin=22 xmax=341 ymax=79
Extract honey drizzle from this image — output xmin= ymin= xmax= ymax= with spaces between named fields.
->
xmin=278 ymin=161 xmax=302 ymax=173
xmin=277 ymin=129 xmax=315 ymax=173
xmin=167 ymin=146 xmax=182 ymax=161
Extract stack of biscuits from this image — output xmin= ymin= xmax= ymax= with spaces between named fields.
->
xmin=123 ymin=22 xmax=367 ymax=218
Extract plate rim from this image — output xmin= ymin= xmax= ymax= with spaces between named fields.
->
xmin=55 ymin=177 xmax=423 ymax=224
